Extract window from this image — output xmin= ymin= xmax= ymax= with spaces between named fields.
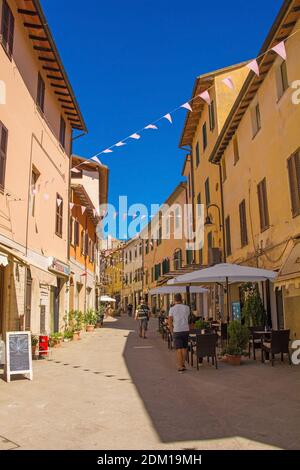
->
xmin=162 ymin=258 xmax=170 ymax=274
xmin=1 ymin=0 xmax=14 ymax=58
xmin=157 ymin=227 xmax=162 ymax=246
xmin=59 ymin=116 xmax=66 ymax=149
xmin=74 ymin=220 xmax=79 ymax=246
xmin=233 ymin=136 xmax=239 ymax=165
xmin=225 ymin=216 xmax=232 ymax=257
xmin=154 ymin=263 xmax=161 ymax=281
xmin=0 ymin=122 xmax=8 ymax=190
xmin=80 ymin=230 xmax=85 ymax=254
xmin=195 ymin=142 xmax=200 ymax=167
xmin=257 ymin=178 xmax=270 ymax=232
xmin=174 ymin=249 xmax=182 ymax=270
xmin=175 ymin=206 xmax=181 ymax=230
xmin=221 ymin=158 xmax=227 ymax=182
xmin=251 ymin=103 xmax=261 ymax=137
xmin=89 ymin=240 xmax=94 ymax=262
xmin=129 ymin=250 xmax=132 ymax=262
xmin=139 ymin=243 xmax=143 ymax=256
xmin=202 ymin=122 xmax=207 ymax=150
xmin=145 ymin=239 xmax=149 ymax=255
xmin=276 ymin=60 xmax=289 ymax=100
xmin=209 ymin=101 xmax=215 ymax=131
xmin=70 ymin=217 xmax=74 ymax=245
xmin=205 ymin=178 xmax=210 ymax=205
xmin=31 ymin=167 xmax=40 ymax=217
xmin=186 ymin=250 xmax=193 ymax=265
xmin=239 ymin=199 xmax=248 ymax=247
xmin=287 ymin=150 xmax=300 ymax=217
xmin=55 ymin=194 xmax=63 ymax=237
xmin=36 ymin=73 xmax=45 ymax=112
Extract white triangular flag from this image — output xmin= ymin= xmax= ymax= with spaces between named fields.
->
xmin=71 ymin=168 xmax=81 ymax=173
xmin=199 ymin=90 xmax=211 ymax=105
xmin=103 ymin=149 xmax=113 ymax=154
xmin=145 ymin=124 xmax=158 ymax=130
xmin=130 ymin=133 xmax=141 ymax=140
xmin=91 ymin=156 xmax=102 ymax=164
xmin=116 ymin=141 xmax=126 ymax=147
xmin=164 ymin=113 xmax=172 ymax=124
xmin=222 ymin=77 xmax=235 ymax=90
xmin=247 ymin=59 xmax=260 ymax=77
xmin=93 ymin=209 xmax=96 ymax=217
xmin=81 ymin=206 xmax=86 ymax=215
xmin=57 ymin=198 xmax=63 ymax=207
xmin=70 ymin=203 xmax=74 ymax=210
xmin=271 ymin=41 xmax=287 ymax=60
xmin=181 ymin=102 xmax=193 ymax=112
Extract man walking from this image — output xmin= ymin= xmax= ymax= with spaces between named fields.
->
xmin=168 ymin=293 xmax=190 ymax=372
xmin=135 ymin=298 xmax=150 ymax=339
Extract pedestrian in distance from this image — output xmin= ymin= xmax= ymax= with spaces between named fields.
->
xmin=127 ymin=303 xmax=133 ymax=317
xmin=168 ymin=293 xmax=190 ymax=373
xmin=135 ymin=298 xmax=150 ymax=339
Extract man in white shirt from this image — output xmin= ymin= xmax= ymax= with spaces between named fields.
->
xmin=168 ymin=293 xmax=190 ymax=372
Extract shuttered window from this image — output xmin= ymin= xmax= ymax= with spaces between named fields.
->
xmin=287 ymin=150 xmax=300 ymax=217
xmin=202 ymin=122 xmax=207 ymax=151
xmin=221 ymin=158 xmax=227 ymax=182
xmin=251 ymin=103 xmax=261 ymax=137
xmin=205 ymin=178 xmax=210 ymax=205
xmin=195 ymin=142 xmax=200 ymax=167
xmin=36 ymin=73 xmax=45 ymax=112
xmin=55 ymin=194 xmax=63 ymax=237
xmin=59 ymin=116 xmax=66 ymax=149
xmin=276 ymin=61 xmax=289 ymax=100
xmin=209 ymin=101 xmax=215 ymax=131
xmin=74 ymin=220 xmax=79 ymax=246
xmin=257 ymin=178 xmax=270 ymax=232
xmin=233 ymin=136 xmax=240 ymax=164
xmin=239 ymin=199 xmax=248 ymax=247
xmin=0 ymin=122 xmax=8 ymax=190
xmin=225 ymin=216 xmax=232 ymax=257
xmin=1 ymin=0 xmax=14 ymax=58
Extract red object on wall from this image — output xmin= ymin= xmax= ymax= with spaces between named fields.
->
xmin=39 ymin=335 xmax=49 ymax=356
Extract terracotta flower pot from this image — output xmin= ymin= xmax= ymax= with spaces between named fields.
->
xmin=226 ymin=354 xmax=241 ymax=366
xmin=86 ymin=325 xmax=95 ymax=333
xmin=73 ymin=331 xmax=81 ymax=341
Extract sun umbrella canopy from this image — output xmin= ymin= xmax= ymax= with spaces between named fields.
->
xmin=168 ymin=263 xmax=277 ymax=285
xmin=149 ymin=286 xmax=208 ymax=295
xmin=100 ymin=295 xmax=116 ymax=302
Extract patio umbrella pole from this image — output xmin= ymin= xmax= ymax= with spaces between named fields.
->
xmin=226 ymin=276 xmax=230 ymax=323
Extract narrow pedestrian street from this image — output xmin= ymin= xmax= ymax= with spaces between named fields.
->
xmin=1 ymin=317 xmax=299 ymax=451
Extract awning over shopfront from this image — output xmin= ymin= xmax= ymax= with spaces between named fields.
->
xmin=275 ymin=242 xmax=300 ymax=289
xmin=29 ymin=265 xmax=57 ymax=287
xmin=100 ymin=295 xmax=116 ymax=303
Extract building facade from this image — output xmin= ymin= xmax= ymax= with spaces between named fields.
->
xmin=0 ymin=0 xmax=87 ymax=336
xmin=122 ymin=237 xmax=143 ymax=312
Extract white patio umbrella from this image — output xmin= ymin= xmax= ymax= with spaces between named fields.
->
xmin=149 ymin=286 xmax=208 ymax=295
xmin=100 ymin=295 xmax=116 ymax=303
xmin=168 ymin=263 xmax=277 ymax=321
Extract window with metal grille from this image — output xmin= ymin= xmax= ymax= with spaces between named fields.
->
xmin=0 ymin=122 xmax=8 ymax=191
xmin=239 ymin=199 xmax=248 ymax=247
xmin=1 ymin=0 xmax=14 ymax=58
xmin=287 ymin=150 xmax=300 ymax=217
xmin=257 ymin=178 xmax=270 ymax=231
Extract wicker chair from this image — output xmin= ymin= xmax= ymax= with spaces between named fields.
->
xmin=262 ymin=330 xmax=291 ymax=366
xmin=196 ymin=334 xmax=218 ymax=370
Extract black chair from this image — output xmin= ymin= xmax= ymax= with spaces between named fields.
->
xmin=218 ymin=323 xmax=227 ymax=347
xmin=196 ymin=334 xmax=218 ymax=370
xmin=262 ymin=330 xmax=291 ymax=366
xmin=248 ymin=326 xmax=265 ymax=360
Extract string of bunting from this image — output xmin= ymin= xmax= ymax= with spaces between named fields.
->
xmin=84 ymin=29 xmax=299 ymax=164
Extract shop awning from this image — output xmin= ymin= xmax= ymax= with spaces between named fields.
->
xmin=275 ymin=242 xmax=300 ymax=289
xmin=30 ymin=265 xmax=57 ymax=287
xmin=149 ymin=286 xmax=209 ymax=295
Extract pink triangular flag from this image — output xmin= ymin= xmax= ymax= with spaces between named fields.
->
xmin=164 ymin=113 xmax=172 ymax=124
xmin=81 ymin=206 xmax=86 ymax=215
xmin=145 ymin=124 xmax=158 ymax=130
xmin=199 ymin=90 xmax=211 ymax=105
xmin=181 ymin=102 xmax=193 ymax=112
xmin=70 ymin=203 xmax=74 ymax=210
xmin=130 ymin=133 xmax=141 ymax=140
xmin=272 ymin=41 xmax=287 ymax=60
xmin=57 ymin=198 xmax=63 ymax=207
xmin=222 ymin=77 xmax=235 ymax=90
xmin=247 ymin=59 xmax=260 ymax=77
xmin=103 ymin=149 xmax=113 ymax=154
xmin=71 ymin=168 xmax=81 ymax=173
xmin=116 ymin=141 xmax=126 ymax=147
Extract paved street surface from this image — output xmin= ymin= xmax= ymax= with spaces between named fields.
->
xmin=1 ymin=317 xmax=300 ymax=450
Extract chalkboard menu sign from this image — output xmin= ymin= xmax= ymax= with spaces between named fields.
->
xmin=6 ymin=332 xmax=33 ymax=383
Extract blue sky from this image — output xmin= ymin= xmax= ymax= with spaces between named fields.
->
xmin=41 ymin=0 xmax=283 ymax=236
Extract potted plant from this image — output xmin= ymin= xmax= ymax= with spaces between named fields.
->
xmin=63 ymin=330 xmax=73 ymax=342
xmin=84 ymin=309 xmax=98 ymax=332
xmin=65 ymin=310 xmax=83 ymax=340
xmin=49 ymin=332 xmax=63 ymax=348
xmin=31 ymin=335 xmax=39 ymax=359
xmin=241 ymin=283 xmax=267 ymax=327
xmin=224 ymin=320 xmax=249 ymax=365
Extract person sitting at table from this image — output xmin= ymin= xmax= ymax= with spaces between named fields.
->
xmin=168 ymin=293 xmax=190 ymax=373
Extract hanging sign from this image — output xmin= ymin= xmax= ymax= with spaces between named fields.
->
xmin=5 ymin=332 xmax=33 ymax=383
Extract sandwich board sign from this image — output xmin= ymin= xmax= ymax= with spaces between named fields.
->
xmin=5 ymin=332 xmax=33 ymax=383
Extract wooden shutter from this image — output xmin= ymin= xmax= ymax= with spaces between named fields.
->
xmin=0 ymin=122 xmax=8 ymax=189
xmin=288 ymin=151 xmax=300 ymax=217
xmin=225 ymin=216 xmax=232 ymax=256
xmin=196 ymin=142 xmax=200 ymax=167
xmin=233 ymin=136 xmax=239 ymax=164
xmin=239 ymin=199 xmax=248 ymax=247
xmin=257 ymin=178 xmax=270 ymax=231
xmin=37 ymin=73 xmax=45 ymax=112
xmin=1 ymin=1 xmax=14 ymax=57
xmin=60 ymin=116 xmax=66 ymax=148
xmin=209 ymin=101 xmax=215 ymax=131
xmin=205 ymin=178 xmax=210 ymax=205
xmin=8 ymin=7 xmax=14 ymax=56
xmin=202 ymin=122 xmax=207 ymax=150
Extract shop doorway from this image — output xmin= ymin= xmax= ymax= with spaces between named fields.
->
xmin=51 ymin=278 xmax=61 ymax=333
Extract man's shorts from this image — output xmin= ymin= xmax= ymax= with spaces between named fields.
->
xmin=173 ymin=331 xmax=189 ymax=349
xmin=139 ymin=318 xmax=148 ymax=330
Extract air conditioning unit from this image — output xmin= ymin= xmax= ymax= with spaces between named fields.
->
xmin=208 ymin=248 xmax=222 ymax=266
